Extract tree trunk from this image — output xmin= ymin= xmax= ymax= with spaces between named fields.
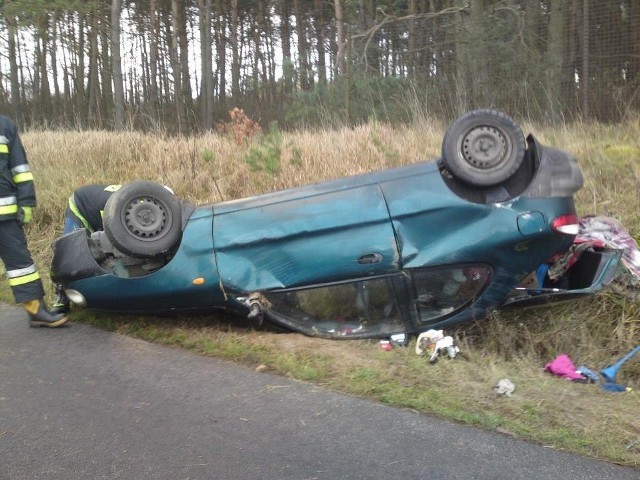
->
xmin=334 ymin=0 xmax=346 ymax=77
xmin=358 ymin=0 xmax=379 ymax=74
xmin=4 ymin=12 xmax=22 ymax=125
xmin=88 ymin=9 xmax=101 ymax=127
xmin=230 ymin=0 xmax=241 ymax=99
xmin=258 ymin=0 xmax=272 ymax=100
xmin=215 ymin=0 xmax=227 ymax=114
xmin=563 ymin=0 xmax=579 ymax=115
xmin=75 ymin=14 xmax=87 ymax=126
xmin=101 ymin=12 xmax=114 ymax=122
xmin=170 ymin=0 xmax=186 ymax=132
xmin=293 ymin=0 xmax=310 ymax=89
xmin=148 ymin=0 xmax=160 ymax=121
xmin=177 ymin=0 xmax=193 ymax=119
xmin=314 ymin=0 xmax=326 ymax=85
xmin=280 ymin=0 xmax=293 ymax=92
xmin=581 ymin=0 xmax=590 ymax=121
xmin=629 ymin=1 xmax=640 ymax=94
xmin=407 ymin=0 xmax=416 ymax=78
xmin=253 ymin=0 xmax=269 ymax=103
xmin=111 ymin=0 xmax=126 ymax=130
xmin=454 ymin=0 xmax=470 ymax=110
xmin=50 ymin=15 xmax=61 ymax=122
xmin=198 ymin=0 xmax=214 ymax=129
xmin=454 ymin=0 xmax=489 ymax=110
xmin=544 ymin=1 xmax=566 ymax=122
xmin=61 ymin=12 xmax=73 ymax=125
xmin=36 ymin=12 xmax=52 ymax=125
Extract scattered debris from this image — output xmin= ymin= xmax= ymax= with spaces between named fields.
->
xmin=544 ymin=346 xmax=639 ymax=393
xmin=415 ymin=329 xmax=460 ymax=363
xmin=576 ymin=365 xmax=599 ymax=383
xmin=567 ymin=215 xmax=640 ymax=283
xmin=600 ymin=345 xmax=640 ymax=384
xmin=379 ymin=340 xmax=392 ymax=351
xmin=626 ymin=438 xmax=640 ymax=450
xmin=390 ymin=333 xmax=407 ymax=347
xmin=494 ymin=378 xmax=515 ymax=397
xmin=601 ymin=383 xmax=627 ymax=393
xmin=544 ymin=354 xmax=585 ymax=381
xmin=543 ymin=215 xmax=640 ymax=301
xmin=596 ymin=345 xmax=639 ymax=392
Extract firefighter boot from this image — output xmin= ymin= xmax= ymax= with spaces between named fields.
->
xmin=51 ymin=284 xmax=70 ymax=315
xmin=23 ymin=299 xmax=69 ymax=328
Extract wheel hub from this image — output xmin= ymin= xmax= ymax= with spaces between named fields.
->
xmin=124 ymin=198 xmax=167 ymax=239
xmin=462 ymin=126 xmax=508 ymax=170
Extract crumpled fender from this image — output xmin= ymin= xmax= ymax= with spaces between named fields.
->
xmin=51 ymin=229 xmax=107 ymax=284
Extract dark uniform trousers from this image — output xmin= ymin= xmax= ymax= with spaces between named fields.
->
xmin=0 ymin=220 xmax=44 ymax=303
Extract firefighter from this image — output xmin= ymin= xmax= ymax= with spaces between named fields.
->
xmin=0 ymin=115 xmax=68 ymax=328
xmin=63 ymin=183 xmax=122 ymax=234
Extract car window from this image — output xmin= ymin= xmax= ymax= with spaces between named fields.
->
xmin=412 ymin=265 xmax=491 ymax=325
xmin=263 ymin=275 xmax=406 ymax=338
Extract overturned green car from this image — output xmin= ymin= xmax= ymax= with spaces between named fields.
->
xmin=51 ymin=110 xmax=621 ymax=339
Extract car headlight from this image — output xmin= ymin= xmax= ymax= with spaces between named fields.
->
xmin=65 ymin=289 xmax=86 ymax=308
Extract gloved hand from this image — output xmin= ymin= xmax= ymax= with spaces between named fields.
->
xmin=17 ymin=206 xmax=33 ymax=226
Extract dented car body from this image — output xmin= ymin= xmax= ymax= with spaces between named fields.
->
xmin=51 ymin=110 xmax=621 ymax=339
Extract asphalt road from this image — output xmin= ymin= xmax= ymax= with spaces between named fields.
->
xmin=1 ymin=303 xmax=638 ymax=480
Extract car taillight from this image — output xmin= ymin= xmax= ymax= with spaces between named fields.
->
xmin=551 ymin=214 xmax=579 ymax=235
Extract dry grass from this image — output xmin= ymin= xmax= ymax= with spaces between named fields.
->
xmin=10 ymin=117 xmax=640 ymax=467
xmin=22 ymin=122 xmax=447 ymax=263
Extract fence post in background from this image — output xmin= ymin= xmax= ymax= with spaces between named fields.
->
xmin=582 ymin=0 xmax=590 ymax=122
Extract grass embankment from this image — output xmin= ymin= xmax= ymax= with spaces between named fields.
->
xmin=2 ymin=118 xmax=638 ymax=467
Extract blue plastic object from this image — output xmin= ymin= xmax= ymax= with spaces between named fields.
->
xmin=602 ymin=383 xmax=627 ymax=393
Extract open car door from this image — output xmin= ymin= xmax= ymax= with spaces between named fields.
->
xmin=503 ymin=246 xmax=622 ymax=308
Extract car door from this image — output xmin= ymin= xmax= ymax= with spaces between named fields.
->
xmin=503 ymin=248 xmax=622 ymax=308
xmin=212 ymin=183 xmax=401 ymax=293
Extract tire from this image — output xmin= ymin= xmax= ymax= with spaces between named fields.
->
xmin=441 ymin=109 xmax=525 ymax=187
xmin=103 ymin=181 xmax=182 ymax=259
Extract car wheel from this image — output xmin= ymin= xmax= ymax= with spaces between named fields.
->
xmin=441 ymin=109 xmax=525 ymax=187
xmin=103 ymin=181 xmax=182 ymax=258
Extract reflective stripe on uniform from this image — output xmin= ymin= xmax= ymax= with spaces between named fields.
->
xmin=6 ymin=264 xmax=37 ymax=278
xmin=7 ymin=264 xmax=41 ymax=287
xmin=12 ymin=164 xmax=33 ymax=183
xmin=0 ymin=195 xmax=18 ymax=215
xmin=8 ymin=271 xmax=41 ymax=286
xmin=13 ymin=172 xmax=34 ymax=183
xmin=0 ymin=204 xmax=18 ymax=215
xmin=11 ymin=165 xmax=30 ymax=174
xmin=0 ymin=144 xmax=8 ymax=154
xmin=68 ymin=195 xmax=92 ymax=231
